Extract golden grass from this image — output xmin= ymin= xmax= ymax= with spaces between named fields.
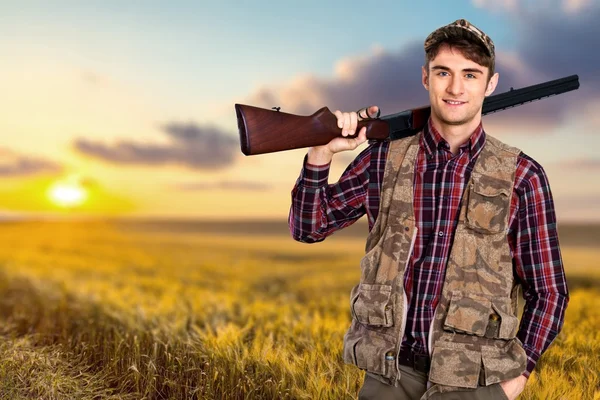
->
xmin=0 ymin=220 xmax=597 ymax=399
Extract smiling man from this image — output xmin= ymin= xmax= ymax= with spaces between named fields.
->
xmin=289 ymin=19 xmax=569 ymax=400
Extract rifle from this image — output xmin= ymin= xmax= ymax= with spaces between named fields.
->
xmin=235 ymin=75 xmax=580 ymax=155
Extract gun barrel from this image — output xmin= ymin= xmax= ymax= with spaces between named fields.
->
xmin=482 ymin=74 xmax=580 ymax=115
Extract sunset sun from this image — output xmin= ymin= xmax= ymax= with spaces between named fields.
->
xmin=48 ymin=181 xmax=88 ymax=208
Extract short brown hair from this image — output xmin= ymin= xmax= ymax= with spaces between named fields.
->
xmin=425 ymin=37 xmax=495 ymax=81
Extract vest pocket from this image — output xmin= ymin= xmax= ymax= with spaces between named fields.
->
xmin=444 ymin=291 xmax=519 ymax=340
xmin=351 ymin=283 xmax=394 ymax=327
xmin=429 ymin=341 xmax=481 ymax=388
xmin=481 ymin=340 xmax=527 ymax=385
xmin=444 ymin=291 xmax=492 ymax=336
xmin=465 ymin=182 xmax=510 ymax=234
xmin=343 ymin=324 xmax=396 ymax=379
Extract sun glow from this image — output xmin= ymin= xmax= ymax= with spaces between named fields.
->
xmin=48 ymin=181 xmax=88 ymax=208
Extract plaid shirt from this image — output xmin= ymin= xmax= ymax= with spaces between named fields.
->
xmin=289 ymin=119 xmax=569 ymax=377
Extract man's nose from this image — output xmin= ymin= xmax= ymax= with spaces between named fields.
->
xmin=447 ymin=76 xmax=464 ymax=96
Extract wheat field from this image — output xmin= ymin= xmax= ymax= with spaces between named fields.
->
xmin=0 ymin=220 xmax=598 ymax=399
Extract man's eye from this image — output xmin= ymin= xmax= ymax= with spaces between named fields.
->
xmin=466 ymin=73 xmax=476 ymax=79
xmin=438 ymin=71 xmax=449 ymax=76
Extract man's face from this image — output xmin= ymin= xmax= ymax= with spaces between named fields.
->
xmin=422 ymin=44 xmax=498 ymax=128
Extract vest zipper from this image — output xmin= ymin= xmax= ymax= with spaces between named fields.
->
xmin=395 ymin=226 xmax=418 ymax=384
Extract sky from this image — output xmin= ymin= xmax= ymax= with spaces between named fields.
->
xmin=1 ymin=0 xmax=599 ymax=222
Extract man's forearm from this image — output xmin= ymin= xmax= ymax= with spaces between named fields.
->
xmin=289 ymin=148 xmax=372 ymax=243
xmin=289 ymin=157 xmax=333 ymax=243
xmin=517 ymin=290 xmax=569 ymax=376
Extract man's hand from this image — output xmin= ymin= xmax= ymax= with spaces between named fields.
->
xmin=306 ymin=105 xmax=379 ymax=165
xmin=499 ymin=375 xmax=528 ymax=399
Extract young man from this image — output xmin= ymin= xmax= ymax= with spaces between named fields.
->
xmin=289 ymin=19 xmax=569 ymax=400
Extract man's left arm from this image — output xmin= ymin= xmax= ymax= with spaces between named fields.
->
xmin=507 ymin=154 xmax=570 ymax=387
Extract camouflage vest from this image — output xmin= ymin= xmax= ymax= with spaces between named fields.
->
xmin=342 ymin=131 xmax=528 ymax=391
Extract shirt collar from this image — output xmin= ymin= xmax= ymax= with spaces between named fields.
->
xmin=421 ymin=118 xmax=486 ymax=160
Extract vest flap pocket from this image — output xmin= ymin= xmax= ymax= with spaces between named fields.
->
xmin=352 ymin=283 xmax=394 ymax=327
xmin=444 ymin=291 xmax=491 ymax=336
xmin=465 ymin=182 xmax=510 ymax=234
xmin=429 ymin=341 xmax=481 ymax=389
xmin=472 ymin=184 xmax=509 ymax=197
xmin=481 ymin=341 xmax=527 ymax=385
xmin=354 ymin=331 xmax=396 ymax=379
xmin=344 ymin=324 xmax=396 ymax=379
xmin=489 ymin=300 xmax=519 ymax=339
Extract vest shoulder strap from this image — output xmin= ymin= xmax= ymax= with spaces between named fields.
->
xmin=365 ymin=134 xmax=420 ymax=252
xmin=484 ymin=134 xmax=521 ymax=156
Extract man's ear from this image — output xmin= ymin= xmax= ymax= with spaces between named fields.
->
xmin=422 ymin=66 xmax=429 ymax=90
xmin=485 ymin=72 xmax=499 ymax=96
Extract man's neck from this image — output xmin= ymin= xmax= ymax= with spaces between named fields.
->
xmin=430 ymin=115 xmax=482 ymax=155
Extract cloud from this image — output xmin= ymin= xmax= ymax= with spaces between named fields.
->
xmin=479 ymin=1 xmax=600 ymax=130
xmin=172 ymin=180 xmax=271 ymax=191
xmin=465 ymin=1 xmax=598 ymax=90
xmin=244 ymin=3 xmax=597 ymax=134
xmin=0 ymin=148 xmax=62 ymax=177
xmin=514 ymin=8 xmax=598 ymax=86
xmin=73 ymin=122 xmax=238 ymax=170
xmin=246 ymin=43 xmax=429 ymax=117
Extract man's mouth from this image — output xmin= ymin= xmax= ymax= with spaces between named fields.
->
xmin=443 ymin=100 xmax=466 ymax=105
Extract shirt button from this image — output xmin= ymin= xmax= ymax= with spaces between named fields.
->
xmin=438 ymin=231 xmax=444 ymax=237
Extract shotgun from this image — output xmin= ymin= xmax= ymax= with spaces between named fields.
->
xmin=235 ymin=75 xmax=580 ymax=155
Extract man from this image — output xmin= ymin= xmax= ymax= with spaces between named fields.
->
xmin=289 ymin=19 xmax=569 ymax=400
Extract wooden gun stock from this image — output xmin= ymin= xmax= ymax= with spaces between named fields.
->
xmin=235 ymin=104 xmax=390 ymax=155
xmin=235 ymin=74 xmax=580 ymax=155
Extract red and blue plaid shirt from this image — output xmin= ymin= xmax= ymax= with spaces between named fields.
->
xmin=289 ymin=119 xmax=569 ymax=377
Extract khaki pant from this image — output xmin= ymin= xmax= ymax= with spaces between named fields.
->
xmin=358 ymin=365 xmax=508 ymax=400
